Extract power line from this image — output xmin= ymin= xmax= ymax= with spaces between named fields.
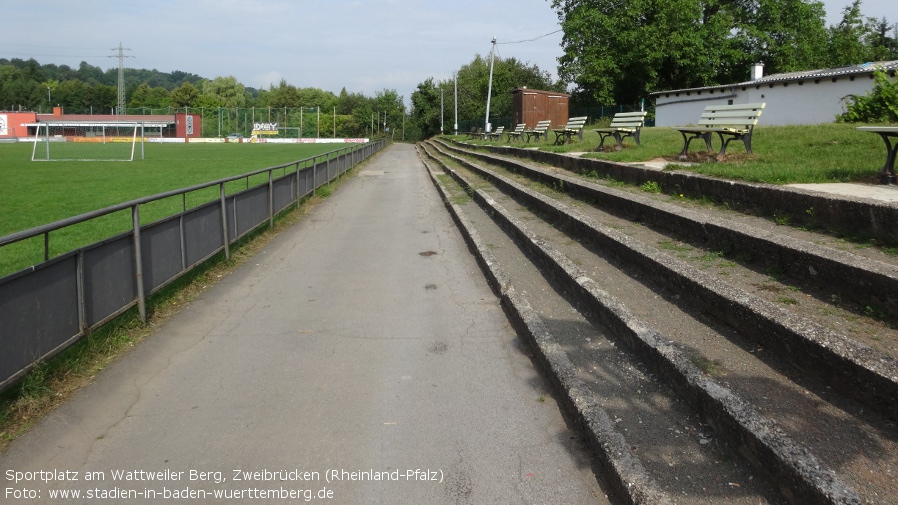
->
xmin=0 ymin=43 xmax=116 ymax=60
xmin=0 ymin=52 xmax=109 ymax=59
xmin=497 ymin=29 xmax=562 ymax=45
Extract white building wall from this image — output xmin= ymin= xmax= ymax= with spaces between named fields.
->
xmin=653 ymin=74 xmax=876 ymax=127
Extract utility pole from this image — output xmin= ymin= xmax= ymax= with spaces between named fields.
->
xmin=484 ymin=37 xmax=497 ymax=138
xmin=453 ymin=73 xmax=458 ymax=136
xmin=109 ymin=42 xmax=133 ymax=115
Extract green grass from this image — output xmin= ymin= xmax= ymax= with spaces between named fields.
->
xmin=0 ymin=142 xmax=348 ymax=275
xmin=454 ymin=122 xmax=890 ymax=185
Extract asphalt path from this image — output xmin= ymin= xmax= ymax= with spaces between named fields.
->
xmin=1 ymin=143 xmax=606 ymax=504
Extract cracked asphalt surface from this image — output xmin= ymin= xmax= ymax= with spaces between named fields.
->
xmin=0 ymin=143 xmax=607 ymax=504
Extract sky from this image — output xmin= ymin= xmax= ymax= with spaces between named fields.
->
xmin=2 ymin=0 xmax=894 ymax=105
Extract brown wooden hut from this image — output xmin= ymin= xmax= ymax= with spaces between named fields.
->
xmin=511 ymin=88 xmax=570 ymax=129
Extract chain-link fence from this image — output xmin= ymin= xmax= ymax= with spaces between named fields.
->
xmin=452 ymin=102 xmax=653 ymax=135
xmin=122 ymin=107 xmax=381 ymax=139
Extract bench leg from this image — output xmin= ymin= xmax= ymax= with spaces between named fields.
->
xmin=679 ymin=132 xmax=713 ymax=161
xmin=876 ymin=133 xmax=898 ymax=185
xmin=716 ymin=132 xmax=749 ymax=162
xmin=595 ymin=132 xmax=610 ymax=152
xmin=612 ymin=132 xmax=624 ymax=150
xmin=742 ymin=131 xmax=753 ymax=155
xmin=597 ymin=132 xmax=624 ymax=152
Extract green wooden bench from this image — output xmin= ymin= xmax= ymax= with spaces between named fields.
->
xmin=506 ymin=123 xmax=526 ymax=142
xmin=551 ymin=116 xmax=588 ymax=145
xmin=673 ymin=103 xmax=766 ymax=161
xmin=487 ymin=126 xmax=505 ymax=141
xmin=593 ymin=111 xmax=648 ymax=151
xmin=524 ymin=120 xmax=552 ymax=142
xmin=857 ymin=126 xmax=898 ymax=185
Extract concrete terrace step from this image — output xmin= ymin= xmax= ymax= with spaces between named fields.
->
xmin=422 ymin=138 xmax=898 ymax=505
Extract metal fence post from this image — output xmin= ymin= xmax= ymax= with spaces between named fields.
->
xmin=268 ymin=169 xmax=274 ymax=229
xmin=131 ymin=204 xmax=147 ymax=323
xmin=76 ymin=251 xmax=86 ymax=332
xmin=220 ymin=183 xmax=230 ymax=261
xmin=294 ymin=162 xmax=299 ymax=203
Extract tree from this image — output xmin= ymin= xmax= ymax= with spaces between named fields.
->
xmin=54 ymin=79 xmax=89 ymax=113
xmin=201 ymin=76 xmax=247 ymax=108
xmin=258 ymin=80 xmax=303 ymax=108
xmin=409 ymin=53 xmax=561 ymax=139
xmin=828 ymin=0 xmax=872 ymax=66
xmin=866 ymin=17 xmax=898 ymax=61
xmin=336 ymin=88 xmax=369 ymax=115
xmin=410 ymin=78 xmax=443 ymax=138
xmin=296 ymin=87 xmax=337 ymax=109
xmin=128 ymin=83 xmax=170 ymax=109
xmin=550 ymin=0 xmax=831 ymax=106
xmin=372 ymin=88 xmax=405 ymax=136
xmin=731 ymin=0 xmax=829 ymax=77
xmin=1 ymin=55 xmax=423 ymax=140
xmin=77 ymin=61 xmax=106 ymax=86
xmin=170 ymin=82 xmax=200 ymax=108
xmin=0 ymin=64 xmax=44 ymax=111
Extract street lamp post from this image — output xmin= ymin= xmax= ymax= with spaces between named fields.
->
xmin=454 ymin=73 xmax=458 ymax=136
xmin=484 ymin=37 xmax=497 ymax=138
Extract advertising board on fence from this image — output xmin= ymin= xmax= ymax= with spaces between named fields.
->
xmin=145 ymin=137 xmax=369 ymax=144
xmin=251 ymin=138 xmax=369 ymax=144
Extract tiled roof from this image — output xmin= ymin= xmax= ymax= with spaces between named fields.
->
xmin=35 ymin=113 xmax=175 ymax=124
xmin=650 ymin=60 xmax=898 ymax=96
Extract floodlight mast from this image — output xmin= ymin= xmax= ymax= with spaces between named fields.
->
xmin=484 ymin=37 xmax=496 ymax=138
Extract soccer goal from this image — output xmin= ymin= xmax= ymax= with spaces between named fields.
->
xmin=32 ymin=122 xmax=144 ymax=161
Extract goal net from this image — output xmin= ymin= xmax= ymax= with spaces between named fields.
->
xmin=32 ymin=122 xmax=144 ymax=161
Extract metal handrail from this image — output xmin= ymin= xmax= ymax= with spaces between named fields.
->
xmin=0 ymin=139 xmax=388 ymax=393
xmin=0 ymin=144 xmax=358 ymax=250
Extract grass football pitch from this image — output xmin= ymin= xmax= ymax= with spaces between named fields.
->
xmin=0 ymin=141 xmax=359 ymax=276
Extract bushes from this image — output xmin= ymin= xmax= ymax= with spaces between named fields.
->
xmin=838 ymin=69 xmax=898 ymax=123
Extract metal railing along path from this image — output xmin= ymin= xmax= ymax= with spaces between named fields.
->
xmin=0 ymin=139 xmax=388 ymax=392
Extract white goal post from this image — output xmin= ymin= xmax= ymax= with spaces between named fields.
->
xmin=31 ymin=122 xmax=149 ymax=161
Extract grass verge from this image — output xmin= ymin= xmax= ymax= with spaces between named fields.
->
xmin=453 ymin=122 xmax=890 ymax=185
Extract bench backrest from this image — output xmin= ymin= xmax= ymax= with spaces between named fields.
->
xmin=698 ymin=103 xmax=765 ymax=130
xmin=609 ymin=111 xmax=647 ymax=129
xmin=513 ymin=123 xmax=526 ymax=132
xmin=492 ymin=126 xmax=505 ymax=133
xmin=531 ymin=120 xmax=552 ymax=132
xmin=563 ymin=116 xmax=588 ymax=131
